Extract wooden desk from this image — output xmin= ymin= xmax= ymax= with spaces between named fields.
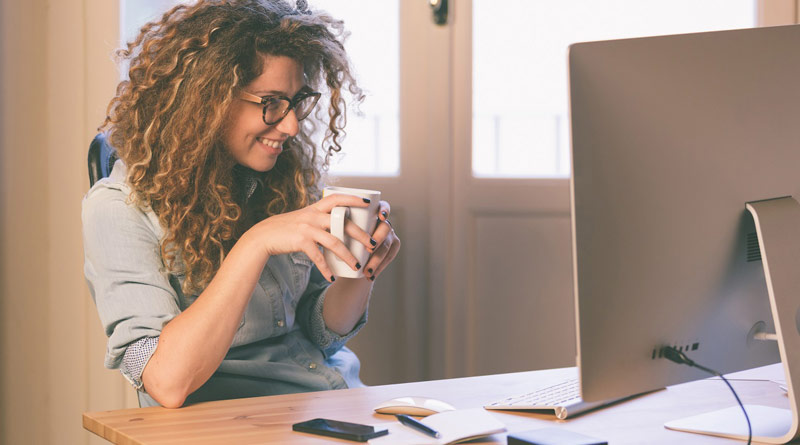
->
xmin=84 ymin=364 xmax=789 ymax=444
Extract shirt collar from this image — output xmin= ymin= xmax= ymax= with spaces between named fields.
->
xmin=233 ymin=164 xmax=265 ymax=201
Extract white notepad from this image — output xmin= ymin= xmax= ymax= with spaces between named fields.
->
xmin=368 ymin=408 xmax=506 ymax=445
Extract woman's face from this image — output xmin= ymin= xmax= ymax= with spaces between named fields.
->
xmin=224 ymin=55 xmax=305 ymax=172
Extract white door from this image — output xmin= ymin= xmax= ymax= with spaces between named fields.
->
xmin=424 ymin=0 xmax=787 ymax=381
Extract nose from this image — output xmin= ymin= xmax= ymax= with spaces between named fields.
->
xmin=275 ymin=109 xmax=300 ymax=136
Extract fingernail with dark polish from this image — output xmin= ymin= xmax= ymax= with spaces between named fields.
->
xmin=370 ymin=238 xmax=377 ymax=246
xmin=355 ymin=263 xmax=362 ymax=270
xmin=369 ymin=275 xmax=375 ymax=281
xmin=367 ymin=268 xmax=373 ymax=275
xmin=330 ymin=276 xmax=336 ymax=282
xmin=381 ymin=211 xmax=388 ymax=219
xmin=363 ymin=198 xmax=371 ymax=203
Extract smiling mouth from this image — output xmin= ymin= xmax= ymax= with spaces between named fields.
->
xmin=257 ymin=137 xmax=283 ymax=149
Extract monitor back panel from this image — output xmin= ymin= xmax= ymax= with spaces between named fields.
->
xmin=569 ymin=25 xmax=800 ymax=402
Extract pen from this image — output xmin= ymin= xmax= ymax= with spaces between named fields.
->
xmin=395 ymin=414 xmax=441 ymax=438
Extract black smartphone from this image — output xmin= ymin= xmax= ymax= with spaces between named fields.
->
xmin=292 ymin=418 xmax=389 ymax=442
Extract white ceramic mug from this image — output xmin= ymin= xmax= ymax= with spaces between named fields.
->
xmin=322 ymin=186 xmax=381 ymax=278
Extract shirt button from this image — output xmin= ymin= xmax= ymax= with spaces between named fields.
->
xmin=277 ymin=320 xmax=285 ymax=327
xmin=308 ymin=363 xmax=317 ymax=370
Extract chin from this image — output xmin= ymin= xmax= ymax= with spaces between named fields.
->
xmin=244 ymin=158 xmax=278 ymax=173
xmin=251 ymin=165 xmax=276 ymax=173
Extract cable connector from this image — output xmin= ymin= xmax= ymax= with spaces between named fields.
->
xmin=660 ymin=346 xmax=717 ymax=376
xmin=661 ymin=346 xmax=694 ymax=366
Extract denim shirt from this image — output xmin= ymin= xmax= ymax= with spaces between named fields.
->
xmin=82 ymin=161 xmax=365 ymax=407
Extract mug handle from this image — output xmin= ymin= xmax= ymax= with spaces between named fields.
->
xmin=330 ymin=206 xmax=350 ymax=242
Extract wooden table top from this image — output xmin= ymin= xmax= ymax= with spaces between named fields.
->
xmin=84 ymin=364 xmax=789 ymax=444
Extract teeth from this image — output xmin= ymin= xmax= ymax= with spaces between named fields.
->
xmin=258 ymin=137 xmax=282 ymax=149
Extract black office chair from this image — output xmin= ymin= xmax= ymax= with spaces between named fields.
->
xmin=88 ymin=133 xmax=119 ymax=187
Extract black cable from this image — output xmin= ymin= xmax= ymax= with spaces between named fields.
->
xmin=661 ymin=346 xmax=752 ymax=445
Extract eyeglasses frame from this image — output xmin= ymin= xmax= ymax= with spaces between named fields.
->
xmin=238 ymin=88 xmax=322 ymax=126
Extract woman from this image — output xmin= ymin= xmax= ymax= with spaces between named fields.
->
xmin=82 ymin=0 xmax=400 ymax=408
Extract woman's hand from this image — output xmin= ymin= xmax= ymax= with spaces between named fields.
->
xmin=246 ymin=194 xmax=377 ymax=281
xmin=363 ymin=201 xmax=401 ymax=281
xmin=321 ymin=199 xmax=400 ymax=334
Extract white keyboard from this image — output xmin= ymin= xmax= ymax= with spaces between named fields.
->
xmin=484 ymin=378 xmax=612 ymax=420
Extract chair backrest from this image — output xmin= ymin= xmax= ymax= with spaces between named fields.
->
xmin=88 ymin=133 xmax=119 ymax=187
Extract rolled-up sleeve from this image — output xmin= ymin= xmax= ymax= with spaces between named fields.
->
xmin=82 ymin=184 xmax=181 ymax=371
xmin=295 ymin=267 xmax=368 ymax=359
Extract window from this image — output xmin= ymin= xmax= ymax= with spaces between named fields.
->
xmin=472 ymin=0 xmax=757 ymax=178
xmin=315 ymin=1 xmax=399 ymax=176
xmin=120 ymin=0 xmax=186 ymax=45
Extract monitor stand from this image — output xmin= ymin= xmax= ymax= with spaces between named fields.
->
xmin=664 ymin=196 xmax=800 ymax=444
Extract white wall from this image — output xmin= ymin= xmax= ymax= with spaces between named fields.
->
xmin=1 ymin=1 xmax=131 ymax=444
xmin=1 ymin=1 xmax=50 ymax=443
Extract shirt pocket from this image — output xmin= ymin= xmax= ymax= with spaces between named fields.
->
xmin=289 ymin=251 xmax=314 ymax=297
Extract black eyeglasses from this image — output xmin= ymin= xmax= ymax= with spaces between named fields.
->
xmin=238 ymin=88 xmax=321 ymax=126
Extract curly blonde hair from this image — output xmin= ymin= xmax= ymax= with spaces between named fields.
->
xmin=101 ymin=0 xmax=362 ymax=294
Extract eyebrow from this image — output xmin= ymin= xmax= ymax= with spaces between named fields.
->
xmin=251 ymin=86 xmax=311 ymax=97
xmin=252 ymin=89 xmax=287 ymax=96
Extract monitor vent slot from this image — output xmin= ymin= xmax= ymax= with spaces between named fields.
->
xmin=746 ymin=232 xmax=762 ymax=262
xmin=652 ymin=342 xmax=700 ymax=360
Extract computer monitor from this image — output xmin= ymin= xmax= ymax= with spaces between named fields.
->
xmin=569 ymin=24 xmax=800 ymax=442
